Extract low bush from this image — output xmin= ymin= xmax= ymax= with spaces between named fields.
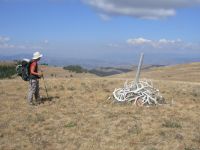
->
xmin=63 ymin=65 xmax=88 ymax=73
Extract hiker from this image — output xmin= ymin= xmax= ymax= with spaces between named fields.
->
xmin=28 ymin=52 xmax=43 ymax=105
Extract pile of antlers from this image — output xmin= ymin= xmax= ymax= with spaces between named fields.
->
xmin=113 ymin=79 xmax=164 ymax=106
xmin=112 ymin=53 xmax=164 ymax=106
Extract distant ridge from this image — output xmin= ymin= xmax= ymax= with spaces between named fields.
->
xmin=0 ymin=54 xmax=32 ymax=61
xmin=0 ymin=53 xmax=199 ymax=68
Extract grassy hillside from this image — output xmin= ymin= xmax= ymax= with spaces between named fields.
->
xmin=0 ymin=62 xmax=200 ymax=149
xmin=113 ymin=62 xmax=200 ymax=83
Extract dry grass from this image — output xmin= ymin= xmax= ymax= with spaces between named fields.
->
xmin=0 ymin=61 xmax=16 ymax=66
xmin=0 ymin=63 xmax=200 ymax=150
xmin=113 ymin=62 xmax=200 ymax=83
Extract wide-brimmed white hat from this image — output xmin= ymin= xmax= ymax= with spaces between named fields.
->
xmin=32 ymin=52 xmax=43 ymax=60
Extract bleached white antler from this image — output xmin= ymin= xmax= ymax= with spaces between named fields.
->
xmin=112 ymin=53 xmax=164 ymax=106
xmin=113 ymin=79 xmax=163 ymax=105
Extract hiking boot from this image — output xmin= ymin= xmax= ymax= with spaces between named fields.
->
xmin=36 ymin=98 xmax=42 ymax=104
xmin=29 ymin=99 xmax=40 ymax=105
xmin=29 ymin=101 xmax=36 ymax=106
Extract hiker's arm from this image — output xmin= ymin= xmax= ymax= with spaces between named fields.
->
xmin=30 ymin=63 xmax=42 ymax=77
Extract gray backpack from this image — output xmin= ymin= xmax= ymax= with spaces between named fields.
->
xmin=16 ymin=59 xmax=31 ymax=81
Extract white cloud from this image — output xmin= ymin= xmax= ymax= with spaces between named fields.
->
xmin=99 ymin=14 xmax=111 ymax=21
xmin=127 ymin=37 xmax=152 ymax=45
xmin=43 ymin=39 xmax=49 ymax=44
xmin=0 ymin=43 xmax=14 ymax=49
xmin=0 ymin=0 xmax=76 ymax=3
xmin=0 ymin=36 xmax=10 ymax=43
xmin=0 ymin=35 xmax=43 ymax=50
xmin=0 ymin=43 xmax=43 ymax=50
xmin=127 ymin=37 xmax=183 ymax=48
xmin=0 ymin=36 xmax=14 ymax=49
xmin=83 ymin=0 xmax=200 ymax=19
xmin=108 ymin=43 xmax=119 ymax=48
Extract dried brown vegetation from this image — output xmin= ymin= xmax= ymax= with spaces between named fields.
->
xmin=0 ymin=62 xmax=200 ymax=150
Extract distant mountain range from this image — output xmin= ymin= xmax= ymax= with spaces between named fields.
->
xmin=0 ymin=53 xmax=199 ymax=69
xmin=88 ymin=64 xmax=166 ymax=77
xmin=0 ymin=54 xmax=32 ymax=61
xmin=1 ymin=53 xmax=199 ymax=77
xmin=0 ymin=54 xmax=132 ymax=68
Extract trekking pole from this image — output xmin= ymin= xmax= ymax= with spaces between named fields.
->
xmin=41 ymin=70 xmax=49 ymax=99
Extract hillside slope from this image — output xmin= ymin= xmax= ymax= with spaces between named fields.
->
xmin=0 ymin=62 xmax=200 ymax=150
xmin=112 ymin=62 xmax=200 ymax=82
xmin=0 ymin=77 xmax=200 ymax=150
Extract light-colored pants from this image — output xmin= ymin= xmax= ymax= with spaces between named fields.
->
xmin=28 ymin=79 xmax=40 ymax=103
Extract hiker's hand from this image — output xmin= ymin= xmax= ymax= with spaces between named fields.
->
xmin=38 ymin=72 xmax=43 ymax=77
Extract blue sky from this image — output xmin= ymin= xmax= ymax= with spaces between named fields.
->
xmin=0 ymin=0 xmax=200 ymax=64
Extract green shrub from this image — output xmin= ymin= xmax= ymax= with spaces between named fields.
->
xmin=162 ymin=119 xmax=182 ymax=128
xmin=0 ymin=65 xmax=16 ymax=79
xmin=64 ymin=122 xmax=77 ymax=128
xmin=67 ymin=86 xmax=76 ymax=91
xmin=63 ymin=65 xmax=88 ymax=73
xmin=41 ymin=63 xmax=48 ymax=66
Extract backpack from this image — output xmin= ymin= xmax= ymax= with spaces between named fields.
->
xmin=16 ymin=59 xmax=32 ymax=81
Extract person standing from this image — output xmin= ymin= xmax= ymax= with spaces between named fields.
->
xmin=28 ymin=52 xmax=43 ymax=105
